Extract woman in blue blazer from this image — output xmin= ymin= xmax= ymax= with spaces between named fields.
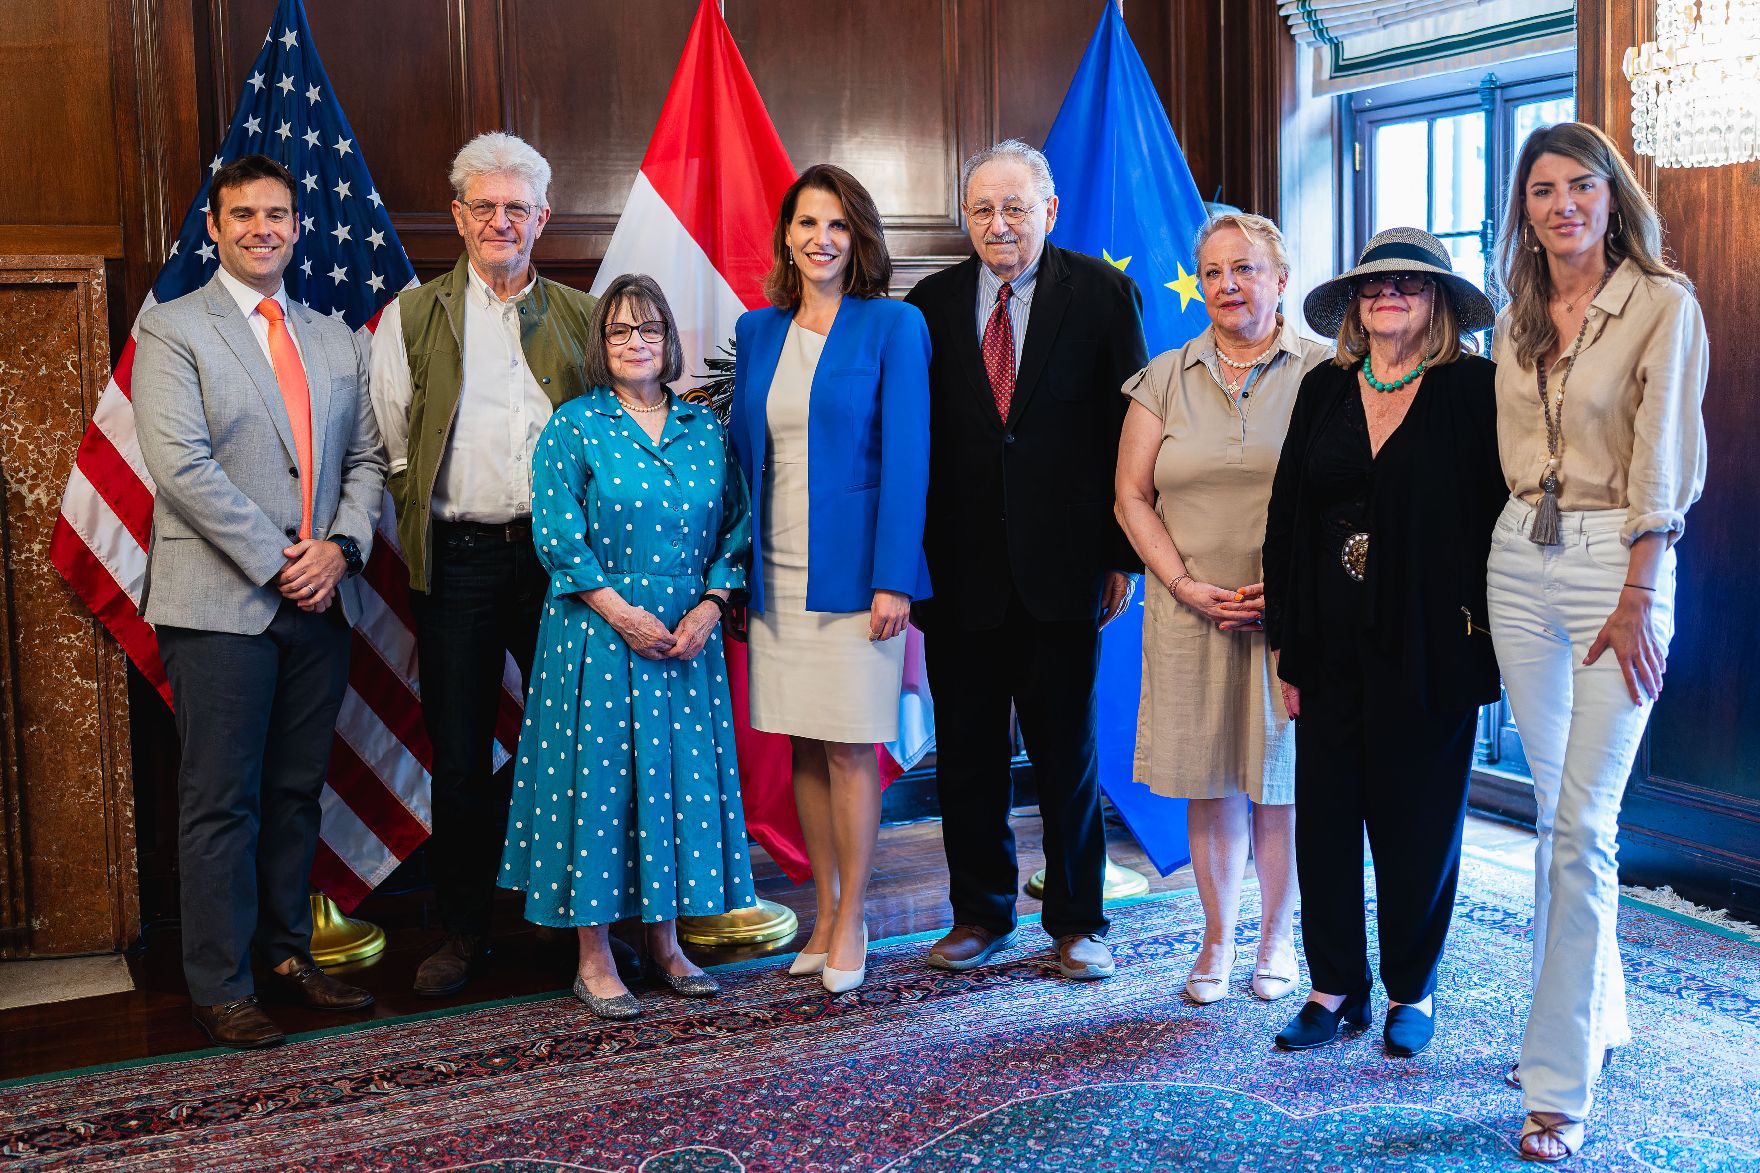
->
xmin=730 ymin=164 xmax=931 ymax=995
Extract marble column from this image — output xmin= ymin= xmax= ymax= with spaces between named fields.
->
xmin=0 ymin=255 xmax=138 ymax=957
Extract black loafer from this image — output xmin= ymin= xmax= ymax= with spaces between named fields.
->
xmin=1275 ymin=991 xmax=1370 ymax=1050
xmin=1384 ymin=1002 xmax=1435 ymax=1057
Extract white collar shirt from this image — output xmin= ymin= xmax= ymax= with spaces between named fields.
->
xmin=433 ymin=263 xmax=554 ymax=523
xmin=215 ymin=265 xmax=303 ymax=367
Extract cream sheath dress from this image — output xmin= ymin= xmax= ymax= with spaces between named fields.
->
xmin=1125 ymin=319 xmax=1330 ymax=803
xmin=747 ymin=322 xmax=905 ymax=743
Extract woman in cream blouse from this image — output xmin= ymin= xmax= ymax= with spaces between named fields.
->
xmin=1488 ymin=122 xmax=1708 ymax=1163
xmin=1115 ymin=213 xmax=1328 ymax=1007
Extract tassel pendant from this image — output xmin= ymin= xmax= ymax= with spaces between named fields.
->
xmin=1530 ymin=469 xmax=1563 ymax=546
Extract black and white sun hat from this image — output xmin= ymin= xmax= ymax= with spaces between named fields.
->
xmin=1302 ymin=226 xmax=1496 ymax=337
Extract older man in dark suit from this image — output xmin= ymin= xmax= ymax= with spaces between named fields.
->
xmin=905 ymin=139 xmax=1148 ymax=980
xmin=133 ymin=154 xmax=386 ymax=1047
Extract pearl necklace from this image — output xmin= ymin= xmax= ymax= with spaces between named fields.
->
xmin=1214 ymin=336 xmax=1278 ymax=396
xmin=616 ymin=390 xmax=670 ymax=415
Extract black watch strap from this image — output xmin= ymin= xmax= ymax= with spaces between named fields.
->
xmin=328 ymin=534 xmax=365 ymax=578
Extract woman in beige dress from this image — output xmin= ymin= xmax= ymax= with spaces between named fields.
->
xmin=729 ymin=165 xmax=932 ymax=995
xmin=1115 ymin=213 xmax=1330 ymax=1005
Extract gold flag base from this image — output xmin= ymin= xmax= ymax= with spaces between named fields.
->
xmin=677 ymin=899 xmax=800 ymax=947
xmin=308 ymin=894 xmax=387 ymax=967
xmin=1025 ymin=856 xmax=1151 ymax=902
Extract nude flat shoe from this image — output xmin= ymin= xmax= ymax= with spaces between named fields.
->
xmin=1184 ymin=947 xmax=1236 ymax=1005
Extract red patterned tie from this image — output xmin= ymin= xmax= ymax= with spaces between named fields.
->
xmin=981 ymin=281 xmax=1015 ymax=420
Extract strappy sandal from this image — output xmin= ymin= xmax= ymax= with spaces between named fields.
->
xmin=1519 ymin=1113 xmax=1584 ymax=1163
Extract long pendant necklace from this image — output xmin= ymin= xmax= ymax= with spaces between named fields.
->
xmin=1529 ymin=264 xmax=1614 ymax=545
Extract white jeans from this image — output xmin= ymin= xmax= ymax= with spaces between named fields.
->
xmin=1485 ymin=497 xmax=1675 ymax=1121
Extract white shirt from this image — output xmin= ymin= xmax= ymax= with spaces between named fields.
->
xmin=368 ymin=263 xmax=555 ymax=523
xmin=216 ymin=265 xmax=304 ymax=368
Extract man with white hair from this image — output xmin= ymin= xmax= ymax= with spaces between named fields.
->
xmin=905 ymin=140 xmax=1148 ymax=981
xmin=369 ymin=132 xmax=597 ymax=995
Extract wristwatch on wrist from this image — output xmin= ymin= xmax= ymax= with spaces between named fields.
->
xmin=328 ymin=534 xmax=365 ymax=578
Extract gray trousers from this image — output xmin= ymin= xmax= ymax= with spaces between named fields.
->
xmin=158 ymin=601 xmax=351 ymax=1005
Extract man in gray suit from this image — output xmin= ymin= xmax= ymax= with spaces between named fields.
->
xmin=134 ymin=154 xmax=387 ymax=1048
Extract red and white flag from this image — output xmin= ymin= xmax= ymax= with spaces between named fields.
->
xmin=49 ymin=0 xmax=517 ymax=912
xmin=591 ymin=0 xmax=936 ymax=882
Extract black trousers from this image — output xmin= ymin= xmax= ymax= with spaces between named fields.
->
xmin=1293 ymin=648 xmax=1478 ymax=1004
xmin=410 ymin=520 xmax=546 ymax=937
xmin=159 ymin=602 xmax=351 ymax=1005
xmin=924 ymin=590 xmax=1109 ymax=940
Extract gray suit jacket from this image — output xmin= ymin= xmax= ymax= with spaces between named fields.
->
xmin=133 ymin=275 xmax=386 ymax=635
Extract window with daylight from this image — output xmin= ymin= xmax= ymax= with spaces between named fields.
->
xmin=1344 ymin=52 xmax=1576 ymax=784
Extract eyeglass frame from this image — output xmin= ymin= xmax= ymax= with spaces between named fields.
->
xmin=1352 ymin=273 xmax=1434 ymax=299
xmin=963 ymin=199 xmax=1047 ymax=228
xmin=603 ymin=320 xmax=668 ymax=345
xmin=460 ymin=198 xmax=539 ymax=224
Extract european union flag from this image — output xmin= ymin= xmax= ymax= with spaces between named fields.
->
xmin=1042 ymin=1 xmax=1213 ymax=876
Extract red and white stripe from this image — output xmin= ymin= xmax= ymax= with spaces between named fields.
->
xmin=51 ymin=297 xmax=517 ymax=913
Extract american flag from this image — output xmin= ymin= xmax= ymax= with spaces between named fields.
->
xmin=50 ymin=0 xmax=518 ymax=911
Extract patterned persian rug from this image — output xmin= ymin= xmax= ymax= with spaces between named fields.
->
xmin=3 ymin=851 xmax=1757 ymax=1172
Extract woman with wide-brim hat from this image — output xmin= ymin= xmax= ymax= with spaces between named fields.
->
xmin=1262 ymin=227 xmax=1508 ymax=1058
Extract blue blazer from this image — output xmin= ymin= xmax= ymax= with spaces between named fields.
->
xmin=730 ymin=296 xmax=932 ymax=614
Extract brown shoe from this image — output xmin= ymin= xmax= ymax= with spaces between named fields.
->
xmin=192 ymin=995 xmax=286 ymax=1049
xmin=926 ymin=924 xmax=1017 ymax=971
xmin=414 ymin=933 xmax=484 ymax=996
xmin=266 ymin=958 xmax=374 ymax=1011
xmin=1054 ymin=933 xmax=1116 ymax=980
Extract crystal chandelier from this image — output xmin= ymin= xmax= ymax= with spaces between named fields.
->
xmin=1623 ymin=0 xmax=1760 ymax=167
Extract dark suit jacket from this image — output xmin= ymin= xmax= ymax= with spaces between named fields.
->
xmin=905 ymin=243 xmax=1149 ymax=630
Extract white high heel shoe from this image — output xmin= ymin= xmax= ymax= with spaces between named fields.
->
xmin=788 ymin=948 xmax=828 ymax=977
xmin=821 ymin=925 xmax=868 ymax=994
xmin=1183 ymin=945 xmax=1236 ymax=1005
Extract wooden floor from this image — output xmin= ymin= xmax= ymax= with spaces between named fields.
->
xmin=0 ymin=810 xmax=1534 ymax=1083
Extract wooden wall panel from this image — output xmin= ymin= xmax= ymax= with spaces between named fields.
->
xmin=0 ymin=2 xmax=123 ymax=256
xmin=1577 ymin=0 xmax=1760 ymax=914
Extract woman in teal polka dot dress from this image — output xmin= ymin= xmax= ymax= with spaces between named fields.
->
xmin=499 ymin=274 xmax=756 ymax=1020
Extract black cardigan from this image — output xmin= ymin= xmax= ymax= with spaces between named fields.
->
xmin=1262 ymin=353 xmax=1507 ymax=713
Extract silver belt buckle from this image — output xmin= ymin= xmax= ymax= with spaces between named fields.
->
xmin=1341 ymin=532 xmax=1370 ymax=582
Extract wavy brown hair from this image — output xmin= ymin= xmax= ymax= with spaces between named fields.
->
xmin=762 ymin=164 xmax=892 ymax=307
xmin=1494 ymin=121 xmax=1689 ymax=370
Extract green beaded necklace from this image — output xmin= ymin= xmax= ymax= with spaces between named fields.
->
xmin=1361 ymin=353 xmax=1427 ymax=392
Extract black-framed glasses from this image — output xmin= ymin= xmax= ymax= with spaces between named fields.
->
xmin=462 ymin=199 xmax=536 ymax=224
xmin=965 ymin=200 xmax=1044 ymax=227
xmin=604 ymin=321 xmax=667 ymax=345
xmin=1354 ymin=273 xmax=1433 ymax=298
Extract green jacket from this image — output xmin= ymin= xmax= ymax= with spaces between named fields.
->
xmin=389 ymin=255 xmax=596 ymax=591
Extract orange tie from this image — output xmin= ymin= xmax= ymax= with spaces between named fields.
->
xmin=257 ymin=297 xmax=314 ymax=541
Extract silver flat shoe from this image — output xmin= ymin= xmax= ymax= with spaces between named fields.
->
xmin=653 ymin=968 xmax=721 ymax=998
xmin=572 ymin=976 xmax=641 ymax=1020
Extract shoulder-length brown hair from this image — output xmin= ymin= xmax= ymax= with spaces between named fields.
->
xmin=582 ymin=273 xmax=684 ymax=388
xmin=762 ymin=164 xmax=892 ymax=307
xmin=1494 ymin=121 xmax=1690 ymax=370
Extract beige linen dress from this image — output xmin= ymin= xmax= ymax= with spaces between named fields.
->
xmin=748 ymin=322 xmax=905 ymax=743
xmin=1125 ymin=317 xmax=1330 ymax=803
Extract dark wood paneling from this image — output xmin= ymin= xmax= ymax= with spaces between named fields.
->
xmin=1578 ymin=0 xmax=1760 ymax=916
xmin=0 ymin=2 xmax=121 ymax=231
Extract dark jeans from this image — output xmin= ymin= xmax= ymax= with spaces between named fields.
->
xmin=410 ymin=519 xmax=547 ymax=937
xmin=1293 ymin=644 xmax=1477 ymax=1005
xmin=159 ymin=602 xmax=351 ymax=1005
xmin=924 ymin=590 xmax=1109 ymax=941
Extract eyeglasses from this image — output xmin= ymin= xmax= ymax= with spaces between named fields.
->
xmin=462 ymin=199 xmax=536 ymax=224
xmin=1354 ymin=273 xmax=1433 ymax=299
xmin=965 ymin=200 xmax=1044 ymax=227
xmin=604 ymin=321 xmax=667 ymax=345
